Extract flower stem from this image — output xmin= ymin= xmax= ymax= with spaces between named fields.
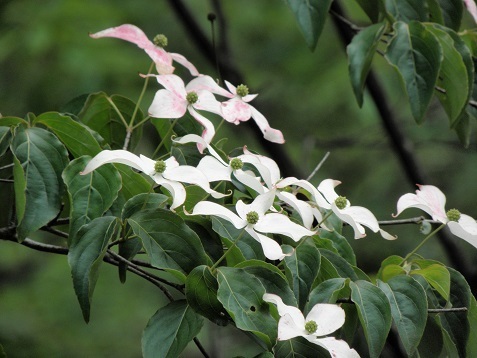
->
xmin=151 ymin=118 xmax=180 ymax=158
xmin=211 ymin=228 xmax=246 ymax=271
xmin=399 ymin=223 xmax=446 ymax=265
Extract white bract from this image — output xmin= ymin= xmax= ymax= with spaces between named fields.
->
xmin=81 ymin=150 xmax=226 ymax=210
xmin=186 ymin=190 xmax=315 ymax=260
xmin=395 ymin=184 xmax=477 ymax=249
xmin=263 ymin=293 xmax=360 ymax=357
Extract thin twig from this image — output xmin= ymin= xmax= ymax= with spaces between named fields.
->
xmin=306 ymin=151 xmax=330 ymax=181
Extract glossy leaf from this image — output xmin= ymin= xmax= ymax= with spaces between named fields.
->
xmin=316 ymin=229 xmax=356 ymax=265
xmin=384 ymin=0 xmax=428 ymax=21
xmin=115 ymin=164 xmax=152 ymax=200
xmin=319 ymin=249 xmax=359 ymax=281
xmin=306 ymin=278 xmax=348 ymax=310
xmin=185 ymin=265 xmax=228 ymax=326
xmin=284 ymin=238 xmax=320 ymax=310
xmin=285 ymin=0 xmax=333 ymax=50
xmin=216 ymin=267 xmax=277 ymax=348
xmin=377 ymin=255 xmax=406 ymax=281
xmin=347 ymin=23 xmax=386 ymax=107
xmin=34 ymin=112 xmax=103 ymax=157
xmin=63 ymin=156 xmax=121 ymax=244
xmin=377 ymin=276 xmax=427 ymax=355
xmin=11 ymin=126 xmax=69 ymax=241
xmin=410 ymin=263 xmax=450 ymax=301
xmin=142 ymin=300 xmax=203 ymax=358
xmin=68 ymin=216 xmax=119 ymax=322
xmin=385 ymin=21 xmax=442 ymax=123
xmin=350 ymin=280 xmax=392 ymax=358
xmin=437 ymin=0 xmax=463 ymax=30
xmin=274 ymin=336 xmax=329 ymax=358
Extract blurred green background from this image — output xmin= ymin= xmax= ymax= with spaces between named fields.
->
xmin=1 ymin=0 xmax=477 ymax=356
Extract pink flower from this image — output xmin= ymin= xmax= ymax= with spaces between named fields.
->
xmin=464 ymin=0 xmax=477 ymax=23
xmin=90 ymin=24 xmax=199 ymax=76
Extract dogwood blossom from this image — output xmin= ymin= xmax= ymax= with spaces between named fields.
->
xmin=263 ymin=293 xmax=360 ymax=357
xmin=146 ymin=74 xmax=224 ymax=151
xmin=318 ymin=179 xmax=396 ymax=240
xmin=80 ymin=150 xmax=226 ymax=209
xmin=394 ymin=184 xmax=477 ymax=249
xmin=89 ymin=24 xmax=199 ymax=75
xmin=186 ymin=190 xmax=315 ymax=260
xmin=464 ymin=0 xmax=477 ymax=23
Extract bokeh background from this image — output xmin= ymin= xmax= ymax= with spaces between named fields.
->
xmin=1 ymin=0 xmax=477 ymax=356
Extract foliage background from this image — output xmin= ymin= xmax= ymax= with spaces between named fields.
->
xmin=1 ymin=0 xmax=476 ymax=356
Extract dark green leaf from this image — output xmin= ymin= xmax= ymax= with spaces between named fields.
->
xmin=316 ymin=229 xmax=356 ymax=265
xmin=0 ymin=127 xmax=12 ymax=157
xmin=377 ymin=276 xmax=427 ymax=355
xmin=426 ymin=0 xmax=445 ymax=25
xmin=307 ymin=278 xmax=348 ymax=310
xmin=68 ymin=216 xmax=119 ymax=322
xmin=142 ymin=300 xmax=203 ymax=358
xmin=121 ymin=192 xmax=170 ymax=220
xmin=410 ymin=263 xmax=450 ymax=300
xmin=284 ymin=239 xmax=320 ymax=310
xmin=466 ymin=295 xmax=477 ymax=357
xmin=384 ymin=0 xmax=428 ymax=22
xmin=128 ymin=208 xmax=208 ymax=281
xmin=319 ymin=249 xmax=359 ymax=281
xmin=0 ymin=116 xmax=28 ymax=127
xmin=437 ymin=0 xmax=463 ymax=30
xmin=115 ymin=164 xmax=152 ymax=201
xmin=11 ymin=126 xmax=69 ymax=241
xmin=347 ymin=23 xmax=386 ymax=107
xmin=35 ymin=112 xmax=103 ymax=157
xmin=355 ymin=0 xmax=381 ymax=23
xmin=385 ymin=21 xmax=442 ymax=123
xmin=216 ymin=267 xmax=277 ymax=348
xmin=417 ymin=316 xmax=444 ymax=357
xmin=274 ymin=336 xmax=329 ymax=358
xmin=63 ymin=156 xmax=121 ymax=244
xmin=285 ymin=0 xmax=333 ymax=50
xmin=350 ymin=280 xmax=392 ymax=358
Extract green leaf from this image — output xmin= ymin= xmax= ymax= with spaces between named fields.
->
xmin=115 ymin=165 xmax=152 ymax=200
xmin=127 ymin=208 xmax=208 ymax=281
xmin=142 ymin=300 xmax=203 ymax=358
xmin=285 ymin=0 xmax=333 ymax=51
xmin=384 ymin=0 xmax=428 ymax=22
xmin=121 ymin=192 xmax=170 ymax=220
xmin=35 ymin=112 xmax=103 ymax=157
xmin=77 ymin=92 xmax=143 ymax=150
xmin=350 ymin=280 xmax=392 ymax=358
xmin=437 ymin=0 xmax=463 ymax=30
xmin=319 ymin=249 xmax=359 ymax=281
xmin=417 ymin=316 xmax=444 ymax=357
xmin=236 ymin=260 xmax=297 ymax=307
xmin=347 ymin=23 xmax=386 ymax=107
xmin=377 ymin=276 xmax=427 ymax=355
xmin=62 ymin=156 xmax=121 ymax=244
xmin=307 ymin=278 xmax=348 ymax=309
xmin=0 ymin=126 xmax=12 ymax=157
xmin=274 ymin=336 xmax=329 ymax=358
xmin=385 ymin=21 xmax=442 ymax=123
xmin=284 ymin=239 xmax=320 ymax=310
xmin=425 ymin=24 xmax=472 ymax=126
xmin=0 ymin=116 xmax=28 ymax=127
xmin=316 ymin=229 xmax=356 ymax=265
xmin=185 ymin=265 xmax=229 ymax=326
xmin=377 ymin=255 xmax=406 ymax=281
xmin=410 ymin=263 xmax=450 ymax=301
xmin=355 ymin=0 xmax=381 ymax=23
xmin=216 ymin=266 xmax=277 ymax=348
xmin=68 ymin=216 xmax=119 ymax=322
xmin=426 ymin=0 xmax=445 ymax=25
xmin=466 ymin=295 xmax=477 ymax=357
xmin=435 ymin=314 xmax=460 ymax=357
xmin=11 ymin=126 xmax=69 ymax=241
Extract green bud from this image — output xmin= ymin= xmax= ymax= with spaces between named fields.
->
xmin=446 ymin=208 xmax=461 ymax=222
xmin=154 ymin=160 xmax=167 ymax=173
xmin=153 ymin=34 xmax=168 ymax=48
xmin=186 ymin=91 xmax=199 ymax=104
xmin=236 ymin=84 xmax=249 ymax=97
xmin=335 ymin=196 xmax=347 ymax=210
xmin=230 ymin=158 xmax=244 ymax=170
xmin=246 ymin=211 xmax=259 ymax=225
xmin=305 ymin=320 xmax=318 ymax=334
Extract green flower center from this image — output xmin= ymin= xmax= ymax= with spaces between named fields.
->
xmin=186 ymin=91 xmax=199 ymax=104
xmin=154 ymin=160 xmax=167 ymax=173
xmin=446 ymin=208 xmax=461 ymax=222
xmin=334 ymin=196 xmax=347 ymax=210
xmin=246 ymin=211 xmax=259 ymax=225
xmin=305 ymin=320 xmax=318 ymax=334
xmin=153 ymin=34 xmax=168 ymax=48
xmin=230 ymin=158 xmax=244 ymax=170
xmin=236 ymin=84 xmax=249 ymax=97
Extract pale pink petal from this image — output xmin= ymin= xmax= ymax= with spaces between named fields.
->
xmin=188 ymin=107 xmax=216 ymax=152
xmin=255 ymin=213 xmax=315 ymax=241
xmin=81 ymin=150 xmax=152 ymax=175
xmin=242 ymin=148 xmax=281 ymax=188
xmin=188 ymin=75 xmax=231 ymax=97
xmin=223 ymin=80 xmax=258 ymax=102
xmin=448 ymin=214 xmax=477 ymax=249
xmin=312 ymin=337 xmax=361 ymax=358
xmin=169 ymin=52 xmax=200 ymax=76
xmin=188 ymin=201 xmax=245 ymax=229
xmin=249 ymin=106 xmax=285 ymax=144
xmin=153 ymin=175 xmax=186 ymax=210
xmin=464 ymin=0 xmax=477 ymax=23
xmin=221 ymin=98 xmax=253 ymax=123
xmin=278 ymin=313 xmax=307 ymax=340
xmin=224 ymin=80 xmax=237 ymax=95
xmin=246 ymin=229 xmax=289 ymax=260
xmin=148 ymin=89 xmax=187 ymax=118
xmin=306 ymin=304 xmax=345 ymax=336
xmin=154 ymin=74 xmax=188 ymax=98
xmin=262 ymin=294 xmax=305 ymax=327
xmin=394 ymin=185 xmax=448 ymax=223
xmin=194 ymin=91 xmax=222 ymax=115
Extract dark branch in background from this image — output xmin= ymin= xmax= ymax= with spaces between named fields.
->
xmin=330 ymin=1 xmax=475 ymax=291
xmin=166 ymin=0 xmax=303 ymax=179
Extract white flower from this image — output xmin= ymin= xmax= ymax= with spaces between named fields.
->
xmin=395 ymin=184 xmax=477 ymax=249
xmin=186 ymin=190 xmax=315 ymax=260
xmin=263 ymin=293 xmax=360 ymax=357
xmin=81 ymin=149 xmax=226 ymax=210
xmin=318 ymin=179 xmax=396 ymax=240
